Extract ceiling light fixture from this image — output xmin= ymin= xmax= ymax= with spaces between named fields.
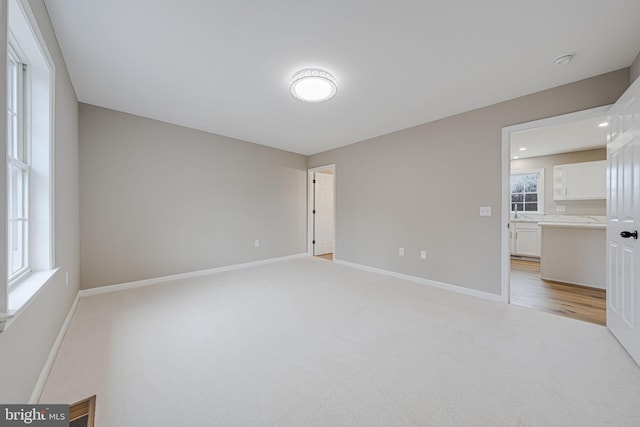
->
xmin=512 ymin=156 xmax=519 ymax=160
xmin=519 ymin=147 xmax=527 ymax=151
xmin=598 ymin=122 xmax=609 ymax=128
xmin=289 ymin=68 xmax=337 ymax=103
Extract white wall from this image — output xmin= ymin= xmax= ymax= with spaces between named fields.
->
xmin=79 ymin=104 xmax=307 ymax=289
xmin=309 ymin=69 xmax=630 ymax=295
xmin=0 ymin=0 xmax=79 ymax=403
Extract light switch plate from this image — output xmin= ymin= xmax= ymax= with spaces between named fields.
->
xmin=399 ymin=248 xmax=405 ymax=256
xmin=420 ymin=250 xmax=427 ymax=259
xmin=479 ymin=206 xmax=492 ymax=216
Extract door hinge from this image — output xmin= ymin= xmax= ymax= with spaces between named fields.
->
xmin=312 ymin=240 xmax=316 ymax=244
xmin=313 ymin=210 xmax=316 ymax=214
xmin=313 ymin=179 xmax=316 ymax=184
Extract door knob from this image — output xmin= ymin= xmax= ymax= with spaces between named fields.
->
xmin=620 ymin=230 xmax=638 ymax=239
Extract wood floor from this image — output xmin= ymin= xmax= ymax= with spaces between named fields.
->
xmin=315 ymin=253 xmax=333 ymax=261
xmin=510 ymin=259 xmax=606 ymax=326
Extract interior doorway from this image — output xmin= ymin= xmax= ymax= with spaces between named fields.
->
xmin=501 ymin=106 xmax=609 ymax=325
xmin=308 ymin=165 xmax=335 ymax=261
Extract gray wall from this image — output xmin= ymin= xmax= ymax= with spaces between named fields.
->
xmin=0 ymin=0 xmax=79 ymax=403
xmin=511 ymin=148 xmax=606 ymax=216
xmin=309 ymin=69 xmax=629 ymax=295
xmin=631 ymin=50 xmax=640 ymax=84
xmin=79 ymin=104 xmax=307 ymax=289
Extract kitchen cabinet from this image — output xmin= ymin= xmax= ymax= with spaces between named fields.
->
xmin=553 ymin=160 xmax=606 ymax=200
xmin=511 ymin=222 xmax=541 ymax=257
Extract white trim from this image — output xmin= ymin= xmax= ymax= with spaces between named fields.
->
xmin=14 ymin=0 xmax=55 ymax=69
xmin=10 ymin=0 xmax=56 ymax=270
xmin=47 ymin=32 xmax=56 ymax=270
xmin=307 ymin=164 xmax=336 ymax=258
xmin=501 ymin=105 xmax=611 ymax=136
xmin=79 ymin=253 xmax=308 ymax=298
xmin=500 ymin=105 xmax=611 ymax=303
xmin=1 ymin=268 xmax=59 ymax=331
xmin=334 ymin=258 xmax=503 ymax=302
xmin=0 ymin=0 xmax=9 ymax=316
xmin=28 ymin=292 xmax=79 ymax=404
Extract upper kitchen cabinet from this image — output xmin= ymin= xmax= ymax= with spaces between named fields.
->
xmin=553 ymin=160 xmax=606 ymax=200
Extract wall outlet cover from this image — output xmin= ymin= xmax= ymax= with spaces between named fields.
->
xmin=399 ymin=248 xmax=405 ymax=256
xmin=556 ymin=205 xmax=566 ymax=212
xmin=254 ymin=240 xmax=260 ymax=247
xmin=420 ymin=250 xmax=427 ymax=259
xmin=480 ymin=206 xmax=492 ymax=216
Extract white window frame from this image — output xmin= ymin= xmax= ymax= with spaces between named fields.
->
xmin=0 ymin=0 xmax=56 ymax=333
xmin=510 ymin=168 xmax=545 ymax=215
xmin=7 ymin=42 xmax=31 ymax=285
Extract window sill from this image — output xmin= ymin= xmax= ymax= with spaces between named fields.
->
xmin=0 ymin=268 xmax=59 ymax=332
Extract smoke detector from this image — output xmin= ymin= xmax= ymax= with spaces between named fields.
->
xmin=552 ymin=54 xmax=574 ymax=66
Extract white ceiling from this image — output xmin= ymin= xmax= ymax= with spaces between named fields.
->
xmin=43 ymin=0 xmax=640 ymax=156
xmin=510 ymin=115 xmax=608 ymax=159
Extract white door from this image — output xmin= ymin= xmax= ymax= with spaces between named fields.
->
xmin=607 ymin=76 xmax=640 ymax=365
xmin=313 ymin=172 xmax=334 ymax=255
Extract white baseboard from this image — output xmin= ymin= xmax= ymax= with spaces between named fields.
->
xmin=29 ymin=292 xmax=80 ymax=404
xmin=333 ymin=258 xmax=503 ymax=302
xmin=79 ymin=253 xmax=308 ymax=298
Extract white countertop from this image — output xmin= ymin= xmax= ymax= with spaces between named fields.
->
xmin=538 ymin=221 xmax=605 ymax=229
xmin=511 ymin=214 xmax=606 ymax=228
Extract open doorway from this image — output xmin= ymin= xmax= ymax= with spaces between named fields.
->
xmin=308 ymin=165 xmax=335 ymax=261
xmin=502 ymin=107 xmax=609 ymax=325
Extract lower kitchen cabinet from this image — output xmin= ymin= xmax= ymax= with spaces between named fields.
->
xmin=511 ymin=222 xmax=541 ymax=258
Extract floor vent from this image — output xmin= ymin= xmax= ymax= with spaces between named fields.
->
xmin=69 ymin=395 xmax=96 ymax=427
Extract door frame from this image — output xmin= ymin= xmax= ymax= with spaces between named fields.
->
xmin=307 ymin=164 xmax=336 ymax=257
xmin=500 ymin=105 xmax=611 ymax=302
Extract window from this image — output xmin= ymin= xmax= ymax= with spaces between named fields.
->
xmin=510 ymin=169 xmax=544 ymax=214
xmin=7 ymin=47 xmax=29 ymax=283
xmin=1 ymin=0 xmax=55 ymax=332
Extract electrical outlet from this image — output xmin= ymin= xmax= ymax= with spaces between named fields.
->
xmin=399 ymin=248 xmax=405 ymax=256
xmin=556 ymin=205 xmax=566 ymax=212
xmin=420 ymin=250 xmax=427 ymax=259
xmin=254 ymin=240 xmax=260 ymax=248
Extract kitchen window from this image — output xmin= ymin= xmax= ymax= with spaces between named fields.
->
xmin=510 ymin=169 xmax=544 ymax=214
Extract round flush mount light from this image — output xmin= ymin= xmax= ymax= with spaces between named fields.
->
xmin=289 ymin=68 xmax=337 ymax=103
xmin=552 ymin=54 xmax=574 ymax=66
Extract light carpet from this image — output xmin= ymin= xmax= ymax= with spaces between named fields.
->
xmin=40 ymin=257 xmax=640 ymax=426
